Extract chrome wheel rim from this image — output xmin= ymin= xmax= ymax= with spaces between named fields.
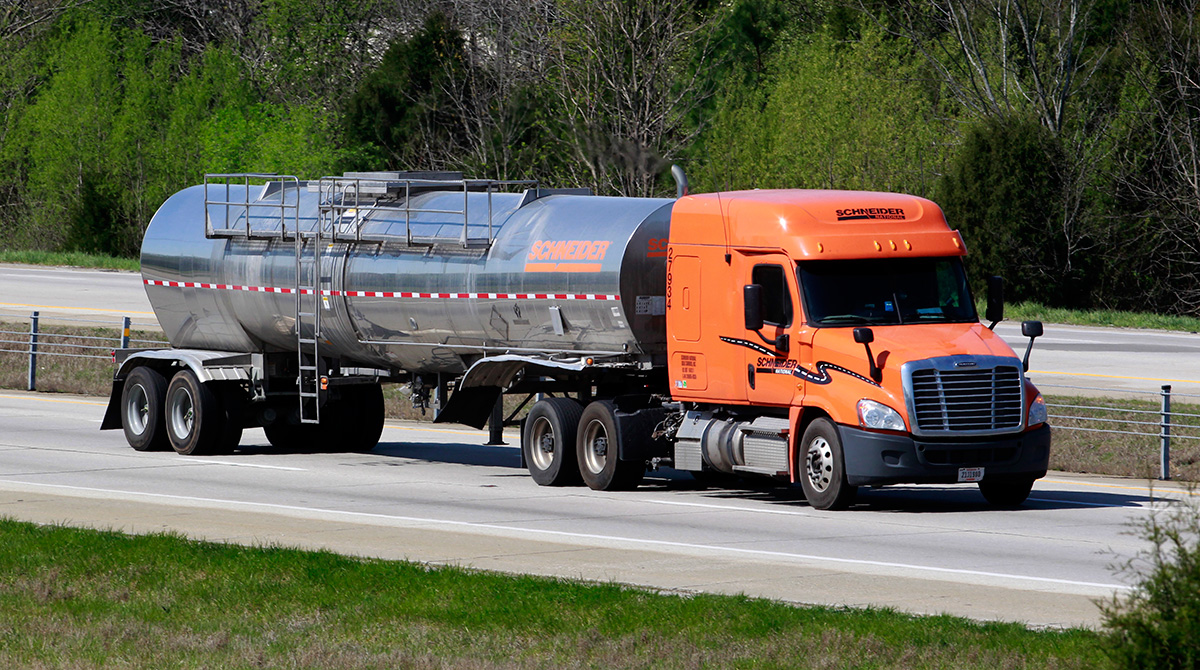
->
xmin=528 ymin=416 xmax=556 ymax=471
xmin=125 ymin=383 xmax=149 ymax=435
xmin=581 ymin=419 xmax=608 ymax=475
xmin=169 ymin=387 xmax=195 ymax=441
xmin=805 ymin=436 xmax=833 ymax=493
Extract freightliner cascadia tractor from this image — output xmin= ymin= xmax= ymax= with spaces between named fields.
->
xmin=101 ymin=170 xmax=1050 ymax=510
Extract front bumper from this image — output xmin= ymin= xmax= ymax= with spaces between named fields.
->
xmin=840 ymin=424 xmax=1051 ymax=486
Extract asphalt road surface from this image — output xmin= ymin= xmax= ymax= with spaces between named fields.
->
xmin=0 ymin=390 xmax=1185 ymax=628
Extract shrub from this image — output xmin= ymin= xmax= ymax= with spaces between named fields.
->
xmin=1102 ymin=488 xmax=1200 ymax=669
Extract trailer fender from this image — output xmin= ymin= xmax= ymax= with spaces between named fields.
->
xmin=434 ymin=354 xmax=593 ymax=428
xmin=101 ymin=350 xmax=259 ymax=430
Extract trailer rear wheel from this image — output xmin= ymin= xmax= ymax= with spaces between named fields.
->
xmin=799 ymin=418 xmax=857 ymax=510
xmin=338 ymin=384 xmax=385 ymax=452
xmin=978 ymin=475 xmax=1035 ymax=508
xmin=165 ymin=370 xmax=234 ymax=455
xmin=577 ymin=400 xmax=644 ymax=491
xmin=121 ymin=367 xmax=169 ymax=451
xmin=522 ymin=398 xmax=583 ymax=486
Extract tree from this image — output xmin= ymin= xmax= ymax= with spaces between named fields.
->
xmin=548 ymin=0 xmax=719 ymax=197
xmin=937 ymin=115 xmax=1074 ymax=303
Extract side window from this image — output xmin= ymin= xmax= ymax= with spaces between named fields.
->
xmin=752 ymin=264 xmax=793 ymax=327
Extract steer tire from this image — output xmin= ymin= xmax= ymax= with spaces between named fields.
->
xmin=798 ymin=418 xmax=857 ymax=510
xmin=522 ymin=398 xmax=584 ymax=486
xmin=121 ymin=367 xmax=169 ymax=452
xmin=978 ymin=476 xmax=1036 ymax=508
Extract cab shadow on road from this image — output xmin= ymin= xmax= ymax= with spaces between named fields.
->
xmin=641 ymin=471 xmax=1147 ymax=512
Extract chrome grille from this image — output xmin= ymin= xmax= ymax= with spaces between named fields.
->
xmin=909 ymin=365 xmax=1023 ymax=433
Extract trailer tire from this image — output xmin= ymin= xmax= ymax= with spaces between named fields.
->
xmin=522 ymin=398 xmax=583 ymax=486
xmin=798 ymin=418 xmax=857 ymax=510
xmin=165 ymin=370 xmax=231 ymax=455
xmin=978 ymin=475 xmax=1035 ymax=508
xmin=121 ymin=367 xmax=169 ymax=451
xmin=336 ymin=384 xmax=385 ymax=452
xmin=577 ymin=400 xmax=644 ymax=491
xmin=263 ymin=419 xmax=310 ymax=450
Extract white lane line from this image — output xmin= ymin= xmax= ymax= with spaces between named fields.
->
xmin=180 ymin=460 xmax=306 ymax=472
xmin=638 ymin=498 xmax=819 ymax=517
xmin=1026 ymin=496 xmax=1137 ymax=508
xmin=0 ymin=479 xmax=1130 ymax=592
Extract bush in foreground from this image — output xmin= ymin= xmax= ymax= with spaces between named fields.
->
xmin=1103 ymin=488 xmax=1200 ymax=669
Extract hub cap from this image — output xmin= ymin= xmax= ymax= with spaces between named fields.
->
xmin=805 ymin=436 xmax=833 ymax=493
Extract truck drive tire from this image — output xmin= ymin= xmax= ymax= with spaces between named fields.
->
xmin=577 ymin=400 xmax=645 ymax=491
xmin=978 ymin=475 xmax=1036 ymax=508
xmin=121 ymin=367 xmax=169 ymax=451
xmin=522 ymin=398 xmax=583 ymax=486
xmin=799 ymin=418 xmax=857 ymax=510
xmin=165 ymin=370 xmax=239 ymax=455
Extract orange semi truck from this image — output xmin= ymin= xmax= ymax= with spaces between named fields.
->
xmin=662 ymin=189 xmax=1047 ymax=509
xmin=109 ymin=171 xmax=1048 ymax=510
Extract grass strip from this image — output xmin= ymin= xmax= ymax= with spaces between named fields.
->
xmin=0 ymin=519 xmax=1107 ymax=669
xmin=0 ymin=250 xmax=139 ymax=272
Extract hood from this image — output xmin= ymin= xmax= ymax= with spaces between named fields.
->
xmin=808 ymin=322 xmax=1021 ymax=407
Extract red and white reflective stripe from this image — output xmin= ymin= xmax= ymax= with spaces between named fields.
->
xmin=145 ymin=279 xmax=620 ymax=301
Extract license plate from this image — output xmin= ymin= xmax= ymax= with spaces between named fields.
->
xmin=958 ymin=467 xmax=985 ymax=483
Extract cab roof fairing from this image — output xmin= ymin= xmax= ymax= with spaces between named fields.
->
xmin=669 ymin=189 xmax=967 ymax=260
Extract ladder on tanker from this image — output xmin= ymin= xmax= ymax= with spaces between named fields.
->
xmin=295 ymin=198 xmax=327 ymax=425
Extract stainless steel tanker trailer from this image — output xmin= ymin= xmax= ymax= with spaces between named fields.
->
xmin=102 ymin=170 xmax=1051 ymax=509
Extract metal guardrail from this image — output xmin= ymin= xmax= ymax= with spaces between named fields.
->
xmin=1038 ymin=382 xmax=1200 ymax=480
xmin=0 ymin=311 xmax=162 ymax=391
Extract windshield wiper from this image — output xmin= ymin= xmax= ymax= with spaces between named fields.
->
xmin=817 ymin=315 xmax=881 ymax=325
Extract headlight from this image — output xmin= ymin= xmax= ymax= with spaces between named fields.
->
xmin=1028 ymin=394 xmax=1047 ymax=426
xmin=857 ymin=399 xmax=906 ymax=431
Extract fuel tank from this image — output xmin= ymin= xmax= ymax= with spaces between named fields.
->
xmin=141 ymin=176 xmax=674 ymax=374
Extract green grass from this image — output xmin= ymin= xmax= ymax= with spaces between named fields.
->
xmin=994 ymin=301 xmax=1200 ymax=333
xmin=0 ymin=249 xmax=139 ymax=271
xmin=0 ymin=519 xmax=1108 ymax=669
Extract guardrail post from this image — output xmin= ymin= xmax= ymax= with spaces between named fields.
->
xmin=486 ymin=396 xmax=506 ymax=446
xmin=1161 ymin=384 xmax=1172 ymax=480
xmin=120 ymin=316 xmax=131 ymax=350
xmin=27 ymin=311 xmax=39 ymax=391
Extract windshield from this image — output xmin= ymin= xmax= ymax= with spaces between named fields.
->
xmin=798 ymin=257 xmax=976 ymax=326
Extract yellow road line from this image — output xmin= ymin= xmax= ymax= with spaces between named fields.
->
xmin=0 ymin=393 xmax=106 ymax=407
xmin=1043 ymin=478 xmax=1198 ymax=496
xmin=1031 ymin=369 xmax=1200 ymax=385
xmin=0 ymin=301 xmax=155 ymax=316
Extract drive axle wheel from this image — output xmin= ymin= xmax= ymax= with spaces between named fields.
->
xmin=522 ymin=398 xmax=583 ymax=486
xmin=577 ymin=400 xmax=644 ymax=491
xmin=798 ymin=418 xmax=857 ymax=510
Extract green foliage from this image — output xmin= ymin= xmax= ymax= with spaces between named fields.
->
xmin=341 ymin=12 xmax=466 ymax=169
xmin=1103 ymin=493 xmax=1200 ymax=669
xmin=691 ymin=25 xmax=952 ymax=197
xmin=936 ymin=115 xmax=1070 ymax=304
xmin=0 ymin=10 xmax=350 ymax=258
